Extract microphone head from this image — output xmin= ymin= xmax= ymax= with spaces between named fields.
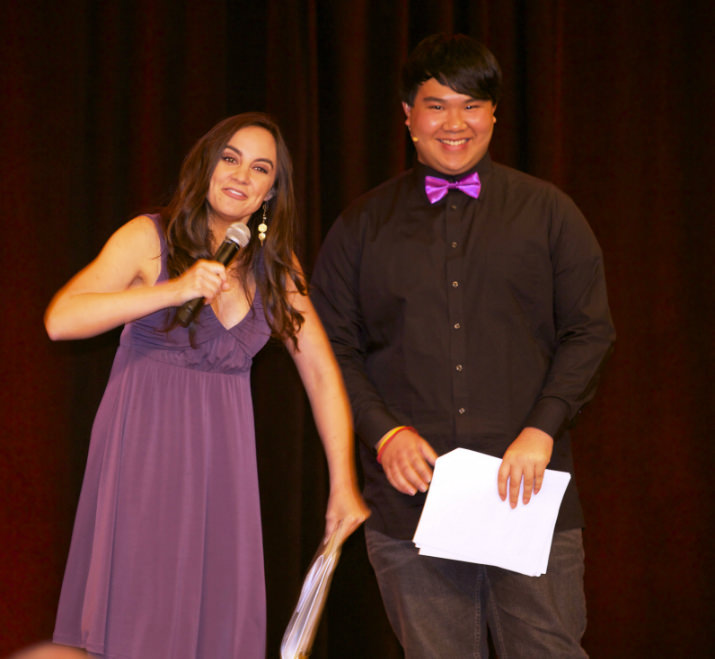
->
xmin=225 ymin=222 xmax=251 ymax=248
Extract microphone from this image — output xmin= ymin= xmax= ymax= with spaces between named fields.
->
xmin=175 ymin=222 xmax=252 ymax=327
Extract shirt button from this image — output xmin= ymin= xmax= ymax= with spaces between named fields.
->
xmin=451 ymin=241 xmax=458 ymax=248
xmin=458 ymin=407 xmax=466 ymax=415
xmin=451 ymin=281 xmax=459 ymax=288
xmin=453 ymin=322 xmax=461 ymax=329
xmin=450 ymin=204 xmax=457 ymax=210
xmin=455 ymin=364 xmax=463 ymax=372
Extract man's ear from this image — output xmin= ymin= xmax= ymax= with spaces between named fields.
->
xmin=402 ymin=102 xmax=412 ymax=128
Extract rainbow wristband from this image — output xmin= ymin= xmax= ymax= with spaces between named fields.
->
xmin=376 ymin=426 xmax=415 ymax=464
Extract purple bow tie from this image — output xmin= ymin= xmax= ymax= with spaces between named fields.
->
xmin=424 ymin=172 xmax=481 ymax=203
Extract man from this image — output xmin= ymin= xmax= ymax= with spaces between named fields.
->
xmin=311 ymin=33 xmax=615 ymax=658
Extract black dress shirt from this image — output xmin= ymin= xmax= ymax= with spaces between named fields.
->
xmin=311 ymin=154 xmax=615 ymax=539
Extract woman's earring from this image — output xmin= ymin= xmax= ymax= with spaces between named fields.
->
xmin=258 ymin=203 xmax=268 ymax=246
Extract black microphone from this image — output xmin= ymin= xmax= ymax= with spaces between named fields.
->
xmin=175 ymin=222 xmax=252 ymax=327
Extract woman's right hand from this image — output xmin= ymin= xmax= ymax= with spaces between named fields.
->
xmin=171 ymin=259 xmax=229 ymax=306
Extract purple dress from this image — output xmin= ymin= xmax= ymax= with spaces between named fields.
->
xmin=54 ymin=217 xmax=272 ymax=658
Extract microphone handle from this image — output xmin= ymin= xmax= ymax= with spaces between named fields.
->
xmin=175 ymin=296 xmax=204 ymax=327
xmin=175 ymin=240 xmax=241 ymax=327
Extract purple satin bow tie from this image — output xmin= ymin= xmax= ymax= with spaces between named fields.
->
xmin=424 ymin=172 xmax=481 ymax=203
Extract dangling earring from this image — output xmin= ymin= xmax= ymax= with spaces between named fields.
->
xmin=258 ymin=202 xmax=268 ymax=246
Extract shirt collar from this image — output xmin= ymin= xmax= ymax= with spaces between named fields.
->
xmin=412 ymin=152 xmax=493 ymax=186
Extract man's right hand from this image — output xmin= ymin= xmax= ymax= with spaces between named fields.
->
xmin=379 ymin=428 xmax=438 ymax=495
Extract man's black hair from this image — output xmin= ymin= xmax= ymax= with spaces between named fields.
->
xmin=400 ymin=33 xmax=502 ymax=106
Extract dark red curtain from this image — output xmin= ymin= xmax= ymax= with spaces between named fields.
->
xmin=1 ymin=2 xmax=712 ymax=657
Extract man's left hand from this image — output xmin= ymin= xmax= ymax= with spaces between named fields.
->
xmin=497 ymin=427 xmax=554 ymax=508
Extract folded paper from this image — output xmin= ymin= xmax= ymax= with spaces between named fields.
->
xmin=281 ymin=526 xmax=343 ymax=659
xmin=413 ymin=448 xmax=571 ymax=576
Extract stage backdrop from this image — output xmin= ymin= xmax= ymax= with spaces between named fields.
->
xmin=1 ymin=1 xmax=712 ymax=657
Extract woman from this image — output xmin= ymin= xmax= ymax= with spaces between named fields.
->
xmin=46 ymin=113 xmax=369 ymax=658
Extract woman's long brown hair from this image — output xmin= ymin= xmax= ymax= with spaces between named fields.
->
xmin=160 ymin=113 xmax=307 ymax=347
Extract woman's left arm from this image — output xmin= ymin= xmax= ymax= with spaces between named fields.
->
xmin=284 ymin=278 xmax=370 ymax=543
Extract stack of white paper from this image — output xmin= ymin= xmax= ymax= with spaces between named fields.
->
xmin=413 ymin=448 xmax=571 ymax=576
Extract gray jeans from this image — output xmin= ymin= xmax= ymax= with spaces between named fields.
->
xmin=365 ymin=527 xmax=588 ymax=658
